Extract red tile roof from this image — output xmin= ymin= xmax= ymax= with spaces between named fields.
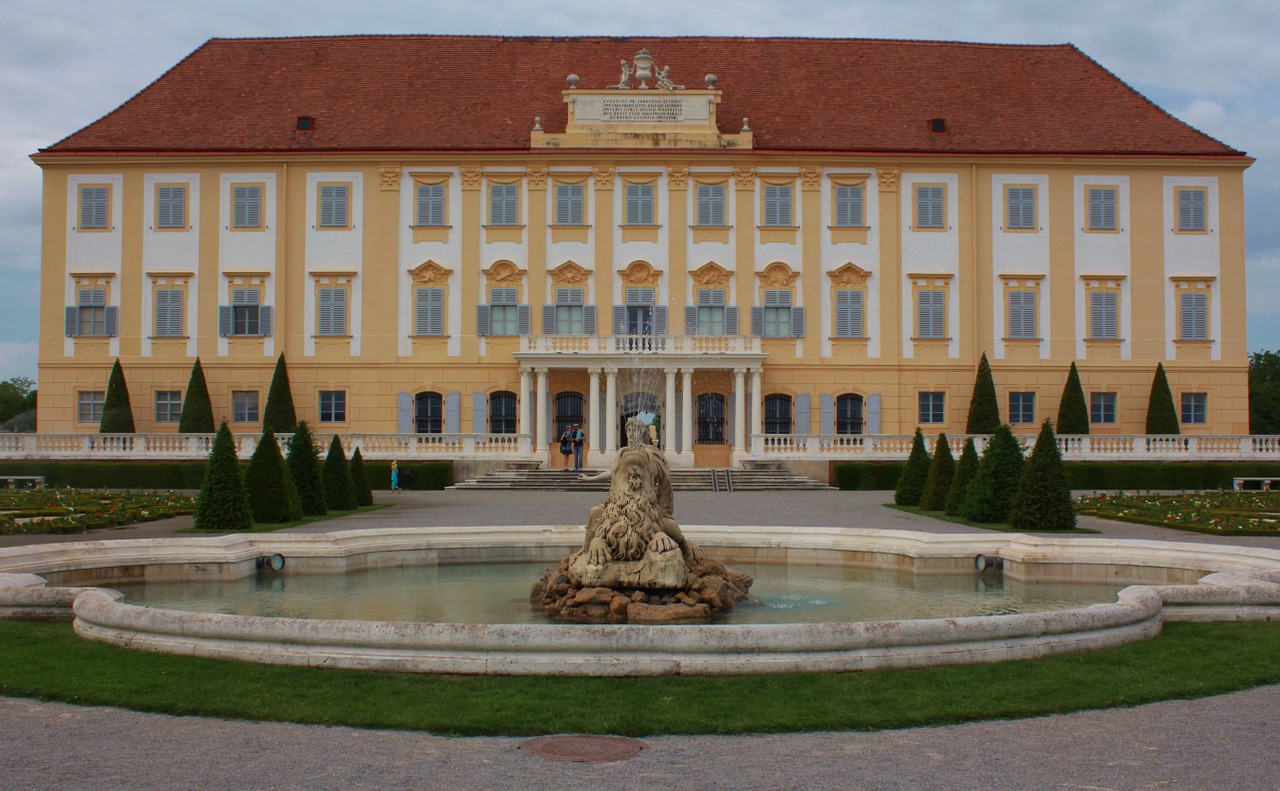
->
xmin=40 ymin=35 xmax=1243 ymax=158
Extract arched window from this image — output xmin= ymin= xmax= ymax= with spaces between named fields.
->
xmin=489 ymin=391 xmax=517 ymax=434
xmin=697 ymin=393 xmax=726 ymax=444
xmin=555 ymin=391 xmax=583 ymax=437
xmin=836 ymin=394 xmax=864 ymax=435
xmin=764 ymin=394 xmax=792 ymax=435
xmin=414 ymin=392 xmax=442 ymax=434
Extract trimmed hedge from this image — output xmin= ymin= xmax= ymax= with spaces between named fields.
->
xmin=0 ymin=459 xmax=454 ymax=491
xmin=363 ymin=461 xmax=453 ymax=491
xmin=834 ymin=460 xmax=1280 ymax=491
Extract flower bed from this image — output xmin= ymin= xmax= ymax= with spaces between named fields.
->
xmin=0 ymin=489 xmax=196 ymax=535
xmin=1076 ymin=491 xmax=1280 ymax=536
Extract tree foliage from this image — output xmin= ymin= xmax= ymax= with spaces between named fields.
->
xmin=961 ymin=425 xmax=1025 ymax=523
xmin=1009 ymin=419 xmax=1077 ymax=531
xmin=965 ymin=353 xmax=1001 ymax=434
xmin=349 ymin=448 xmax=373 ymax=506
xmin=194 ymin=422 xmax=252 ymax=531
xmin=920 ymin=433 xmax=956 ymax=511
xmin=99 ymin=359 xmax=136 ymax=433
xmin=178 ymin=358 xmax=215 ymax=434
xmin=1145 ymin=362 xmax=1180 ymax=434
xmin=894 ymin=428 xmax=932 ymax=506
xmin=1057 ymin=362 xmax=1090 ymax=435
xmin=0 ymin=377 xmax=36 ymax=426
xmin=322 ymin=435 xmax=358 ymax=511
xmin=945 ymin=437 xmax=980 ymax=516
xmin=262 ymin=354 xmax=298 ymax=435
xmin=286 ymin=421 xmax=327 ymax=516
xmin=244 ymin=429 xmax=302 ymax=523
xmin=1250 ymin=350 xmax=1280 ymax=435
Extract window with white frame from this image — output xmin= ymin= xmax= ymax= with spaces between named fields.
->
xmin=916 ymin=290 xmax=946 ymax=339
xmin=555 ymin=288 xmax=584 ymax=335
xmin=1006 ymin=186 xmax=1036 ymax=230
xmin=1090 ymin=392 xmax=1117 ymax=424
xmin=77 ymin=391 xmax=105 ymax=423
xmin=762 ymin=290 xmax=793 ymax=338
xmin=232 ymin=184 xmax=262 ymax=229
xmin=834 ymin=289 xmax=864 ymax=338
xmin=487 ymin=287 xmax=519 ymax=336
xmin=317 ymin=287 xmax=347 ymax=337
xmin=834 ymin=184 xmax=864 ymax=227
xmin=1089 ymin=291 xmax=1119 ymax=340
xmin=763 ymin=184 xmax=793 ymax=226
xmin=156 ymin=185 xmax=186 ymax=230
xmin=696 ymin=184 xmax=725 ymax=225
xmin=1181 ymin=393 xmax=1207 ymax=425
xmin=415 ymin=183 xmax=445 ymax=226
xmin=220 ymin=288 xmax=269 ymax=337
xmin=68 ymin=288 xmax=114 ymax=338
xmin=919 ymin=391 xmax=945 ymax=424
xmin=1177 ymin=188 xmax=1206 ymax=232
xmin=695 ymin=289 xmax=726 ymax=336
xmin=1088 ymin=187 xmax=1117 ymax=231
xmin=489 ymin=183 xmax=519 ymax=225
xmin=154 ymin=391 xmax=182 ymax=423
xmin=915 ymin=185 xmax=944 ymax=229
xmin=1007 ymin=290 xmax=1037 ymax=339
xmin=319 ymin=390 xmax=346 ymax=423
xmin=1179 ymin=292 xmax=1208 ymax=340
xmin=318 ymin=184 xmax=349 ymax=228
xmin=232 ymin=391 xmax=259 ymax=423
xmin=154 ymin=289 xmax=184 ymax=337
xmin=555 ymin=183 xmax=585 ymax=225
xmin=79 ymin=186 xmax=109 ymax=230
xmin=625 ymin=183 xmax=654 ymax=225
xmin=1009 ymin=392 xmax=1036 ymax=424
xmin=415 ymin=287 xmax=444 ymax=336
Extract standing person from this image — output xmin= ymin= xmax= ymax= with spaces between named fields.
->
xmin=558 ymin=427 xmax=573 ymax=469
xmin=571 ymin=424 xmax=585 ymax=471
xmin=390 ymin=460 xmax=400 ymax=492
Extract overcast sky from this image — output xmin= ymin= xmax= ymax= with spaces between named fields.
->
xmin=2 ymin=0 xmax=1277 ymax=383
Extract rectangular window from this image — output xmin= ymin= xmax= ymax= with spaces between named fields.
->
xmin=155 ymin=185 xmax=186 ymax=230
xmin=762 ymin=290 xmax=792 ymax=338
xmin=625 ymin=287 xmax=655 ymax=335
xmin=1177 ymin=188 xmax=1206 ymax=232
xmin=317 ymin=288 xmax=347 ymax=336
xmin=77 ymin=289 xmax=108 ymax=337
xmin=763 ymin=184 xmax=793 ymax=226
xmin=555 ymin=183 xmax=584 ymax=225
xmin=1180 ymin=393 xmax=1207 ymax=425
xmin=919 ymin=392 xmax=945 ymax=424
xmin=696 ymin=184 xmax=725 ymax=226
xmin=319 ymin=391 xmax=347 ymax=423
xmin=79 ymin=186 xmax=109 ymax=230
xmin=916 ymin=290 xmax=946 ymax=339
xmin=489 ymin=183 xmax=519 ymax=225
xmin=1006 ymin=186 xmax=1036 ymax=230
xmin=77 ymin=391 xmax=105 ymax=424
xmin=1179 ymin=292 xmax=1208 ymax=340
xmin=915 ymin=185 xmax=944 ymax=229
xmin=318 ymin=184 xmax=349 ymax=228
xmin=415 ymin=287 xmax=444 ymax=336
xmin=1088 ymin=187 xmax=1117 ymax=231
xmin=1009 ymin=392 xmax=1036 ymax=424
xmin=1089 ymin=291 xmax=1119 ymax=340
xmin=1090 ymin=392 xmax=1117 ymax=425
xmin=834 ymin=184 xmax=864 ymax=227
xmin=625 ymin=183 xmax=654 ymax=225
xmin=232 ymin=184 xmax=262 ymax=229
xmin=231 ymin=288 xmax=261 ymax=336
xmin=696 ymin=289 xmax=725 ymax=336
xmin=154 ymin=289 xmax=184 ymax=337
xmin=154 ymin=391 xmax=182 ymax=423
xmin=415 ymin=183 xmax=446 ymax=226
xmin=834 ymin=289 xmax=864 ymax=338
xmin=488 ymin=287 xmax=519 ymax=336
xmin=1007 ymin=290 xmax=1037 ymax=339
xmin=232 ymin=391 xmax=259 ymax=423
xmin=555 ymin=287 xmax=585 ymax=335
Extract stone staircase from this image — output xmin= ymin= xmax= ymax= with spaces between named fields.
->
xmin=449 ymin=461 xmax=830 ymax=492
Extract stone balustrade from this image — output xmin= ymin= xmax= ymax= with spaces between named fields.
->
xmin=521 ymin=334 xmax=761 ymax=356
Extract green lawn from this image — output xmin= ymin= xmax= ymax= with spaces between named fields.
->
xmin=2 ymin=620 xmax=1277 ymax=736
xmin=1076 ymin=490 xmax=1280 ymax=536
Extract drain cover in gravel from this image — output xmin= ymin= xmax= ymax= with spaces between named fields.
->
xmin=518 ymin=735 xmax=646 ymax=763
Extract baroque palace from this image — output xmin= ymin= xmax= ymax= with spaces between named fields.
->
xmin=33 ymin=36 xmax=1251 ymax=468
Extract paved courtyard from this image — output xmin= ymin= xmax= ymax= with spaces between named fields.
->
xmin=3 ymin=489 xmax=1279 ymax=789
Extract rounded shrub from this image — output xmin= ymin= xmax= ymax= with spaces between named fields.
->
xmin=894 ymin=428 xmax=932 ymax=506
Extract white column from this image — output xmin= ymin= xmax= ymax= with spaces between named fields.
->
xmin=605 ymin=367 xmax=618 ymax=452
xmin=751 ymin=368 xmax=763 ymax=437
xmin=733 ymin=368 xmax=746 ymax=455
xmin=587 ymin=368 xmax=601 ymax=464
xmin=663 ymin=367 xmax=677 ymax=459
xmin=535 ymin=368 xmax=549 ymax=455
xmin=518 ymin=368 xmax=531 ymax=437
xmin=681 ymin=369 xmax=694 ymax=456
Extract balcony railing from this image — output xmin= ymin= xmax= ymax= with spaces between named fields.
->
xmin=751 ymin=434 xmax=1280 ymax=462
xmin=0 ymin=433 xmax=532 ymax=461
xmin=521 ymin=334 xmax=761 ymax=356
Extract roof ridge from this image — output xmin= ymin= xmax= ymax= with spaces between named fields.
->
xmin=200 ymin=33 xmax=1077 ymax=48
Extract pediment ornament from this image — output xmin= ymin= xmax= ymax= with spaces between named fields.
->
xmin=551 ymin=261 xmax=590 ymax=286
xmin=761 ymin=262 xmax=797 ymax=289
xmin=828 ymin=263 xmax=871 ymax=287
xmin=409 ymin=260 xmax=453 ymax=286
xmin=620 ymin=260 xmax=661 ymax=287
xmin=691 ymin=262 xmax=732 ymax=288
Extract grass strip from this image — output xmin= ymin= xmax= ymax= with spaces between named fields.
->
xmin=886 ymin=504 xmax=1098 ymax=533
xmin=1 ymin=620 xmax=1277 ymax=736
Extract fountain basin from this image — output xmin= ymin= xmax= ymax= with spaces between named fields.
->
xmin=3 ymin=526 xmax=1279 ymax=676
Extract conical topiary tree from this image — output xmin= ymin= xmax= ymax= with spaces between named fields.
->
xmin=99 ymin=359 xmax=136 ymax=433
xmin=945 ymin=437 xmax=980 ymax=516
xmin=244 ymin=429 xmax=302 ymax=524
xmin=178 ymin=358 xmax=215 ymax=434
xmin=961 ymin=424 xmax=1025 ymax=523
xmin=287 ymin=421 xmax=327 ymax=516
xmin=965 ymin=353 xmax=1000 ymax=434
xmin=920 ymin=433 xmax=956 ymax=512
xmin=1009 ymin=419 xmax=1077 ymax=531
xmin=194 ymin=422 xmax=252 ymax=531
xmin=894 ymin=428 xmax=932 ymax=506
xmin=262 ymin=354 xmax=298 ymax=435
xmin=1057 ymin=362 xmax=1090 ymax=435
xmin=1145 ymin=362 xmax=1180 ymax=435
xmin=350 ymin=448 xmax=373 ymax=506
xmin=322 ymin=435 xmax=358 ymax=511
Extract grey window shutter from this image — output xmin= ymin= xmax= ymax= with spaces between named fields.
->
xmin=612 ymin=305 xmax=626 ymax=333
xmin=258 ymin=305 xmax=273 ymax=336
xmin=218 ymin=306 xmax=232 ymax=337
xmin=65 ymin=306 xmax=78 ymax=337
xmin=751 ymin=306 xmax=764 ymax=336
xmin=472 ymin=391 xmax=487 ymax=433
xmin=820 ymin=393 xmax=835 ymax=435
xmin=445 ymin=391 xmax=461 ymax=433
xmin=790 ymin=306 xmax=806 ymax=338
xmin=583 ymin=305 xmax=597 ymax=335
xmin=725 ymin=306 xmax=739 ymax=336
xmin=685 ymin=305 xmax=699 ymax=335
xmin=1101 ymin=189 xmax=1116 ymax=229
xmin=865 ymin=393 xmax=882 ymax=434
xmin=104 ymin=306 xmax=119 ymax=338
xmin=416 ymin=288 xmax=431 ymax=335
xmin=397 ymin=391 xmax=412 ymax=433
xmin=794 ymin=393 xmax=811 ymax=435
xmin=653 ymin=306 xmax=668 ymax=335
xmin=517 ymin=304 xmax=531 ymax=335
xmin=542 ymin=305 xmax=556 ymax=334
xmin=417 ymin=184 xmax=444 ymax=226
xmin=476 ymin=304 xmax=490 ymax=336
